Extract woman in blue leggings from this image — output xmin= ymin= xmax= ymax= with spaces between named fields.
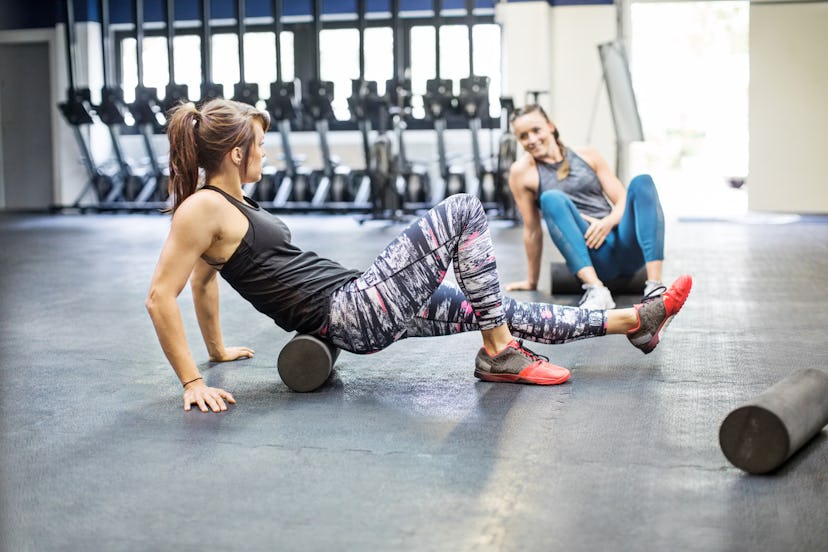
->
xmin=507 ymin=104 xmax=667 ymax=309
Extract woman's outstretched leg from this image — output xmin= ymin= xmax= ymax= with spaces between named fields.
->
xmin=404 ymin=273 xmax=693 ymax=355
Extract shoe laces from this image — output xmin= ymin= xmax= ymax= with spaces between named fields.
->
xmin=514 ymin=339 xmax=549 ymax=363
xmin=642 ymin=283 xmax=667 ymax=303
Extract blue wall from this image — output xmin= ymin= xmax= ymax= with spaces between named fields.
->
xmin=0 ymin=0 xmax=606 ymax=30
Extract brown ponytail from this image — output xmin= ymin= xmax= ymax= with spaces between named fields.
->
xmin=510 ymin=103 xmax=570 ymax=179
xmin=165 ymin=99 xmax=270 ymax=212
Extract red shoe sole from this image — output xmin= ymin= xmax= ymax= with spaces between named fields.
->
xmin=474 ymin=368 xmax=571 ymax=385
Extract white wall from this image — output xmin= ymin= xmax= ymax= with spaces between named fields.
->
xmin=548 ymin=5 xmax=616 ymax=171
xmin=496 ymin=1 xmax=617 ymax=172
xmin=749 ymin=1 xmax=828 ymax=214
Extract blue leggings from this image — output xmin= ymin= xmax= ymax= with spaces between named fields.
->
xmin=323 ymin=194 xmax=607 ymax=354
xmin=539 ymin=174 xmax=665 ymax=281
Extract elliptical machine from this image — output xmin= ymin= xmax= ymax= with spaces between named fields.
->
xmin=495 ymin=96 xmax=518 ymax=220
xmin=386 ymin=79 xmax=431 ymax=210
xmin=267 ymin=81 xmax=313 ymax=207
xmin=94 ymin=0 xmax=148 ymax=207
xmin=57 ymin=0 xmax=116 ymax=210
xmin=264 ymin=0 xmax=312 ymax=208
xmin=301 ymin=80 xmax=356 ymax=206
xmin=347 ymin=79 xmax=386 ymax=209
xmin=423 ymin=78 xmax=466 ymax=198
xmin=126 ymin=0 xmax=168 ymax=208
xmin=457 ymin=75 xmax=494 ymax=205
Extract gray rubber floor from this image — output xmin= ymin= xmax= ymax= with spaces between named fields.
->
xmin=1 ymin=210 xmax=826 ymax=551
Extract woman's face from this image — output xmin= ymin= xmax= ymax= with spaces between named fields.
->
xmin=512 ymin=111 xmax=555 ymax=159
xmin=242 ymin=123 xmax=266 ymax=184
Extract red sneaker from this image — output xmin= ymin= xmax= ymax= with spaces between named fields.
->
xmin=627 ymin=274 xmax=693 ymax=354
xmin=474 ymin=339 xmax=571 ymax=385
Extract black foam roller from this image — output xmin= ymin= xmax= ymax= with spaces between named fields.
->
xmin=719 ymin=368 xmax=828 ymax=474
xmin=277 ymin=334 xmax=340 ymax=392
xmin=549 ymin=262 xmax=648 ymax=295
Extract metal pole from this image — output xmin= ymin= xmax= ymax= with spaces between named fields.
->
xmin=433 ymin=0 xmax=441 ymax=79
xmin=201 ymin=0 xmax=212 ymax=84
xmin=466 ymin=0 xmax=474 ymax=76
xmin=271 ymin=0 xmax=283 ymax=83
xmin=357 ymin=0 xmax=366 ymax=81
xmin=312 ymin=0 xmax=322 ymax=81
xmin=98 ymin=0 xmax=111 ymax=87
xmin=63 ymin=0 xmax=77 ymax=91
xmin=133 ymin=0 xmax=144 ymax=87
xmin=236 ymin=0 xmax=246 ymax=84
xmin=165 ymin=0 xmax=175 ymax=84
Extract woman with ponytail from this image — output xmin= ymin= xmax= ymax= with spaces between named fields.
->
xmin=507 ymin=104 xmax=668 ymax=309
xmin=146 ymin=99 xmax=691 ymax=413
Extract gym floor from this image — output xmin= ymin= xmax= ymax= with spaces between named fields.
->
xmin=1 ymin=210 xmax=826 ymax=551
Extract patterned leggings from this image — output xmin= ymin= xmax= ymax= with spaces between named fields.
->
xmin=324 ymin=194 xmax=607 ymax=354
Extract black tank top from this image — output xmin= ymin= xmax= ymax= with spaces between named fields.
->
xmin=202 ymin=185 xmax=361 ymax=333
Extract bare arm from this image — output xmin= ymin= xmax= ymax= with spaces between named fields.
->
xmin=145 ymin=199 xmax=235 ymax=412
xmin=577 ymin=147 xmax=627 ymax=249
xmin=507 ymin=160 xmax=544 ymax=291
xmin=191 ymin=259 xmax=254 ymax=362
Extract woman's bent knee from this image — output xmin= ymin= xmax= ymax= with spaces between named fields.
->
xmin=628 ymin=174 xmax=657 ymax=195
xmin=539 ymin=189 xmax=572 ymax=217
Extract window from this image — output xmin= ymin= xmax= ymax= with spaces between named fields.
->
xmin=120 ymin=36 xmax=169 ymax=103
xmin=409 ymin=25 xmax=436 ymax=119
xmin=364 ymin=27 xmax=393 ymax=95
xmin=473 ymin=23 xmax=501 ymax=117
xmin=121 ymin=35 xmax=202 ymax=102
xmin=238 ymin=31 xmax=295 ymax=99
xmin=439 ymin=25 xmax=470 ymax=92
xmin=211 ymin=33 xmax=238 ymax=99
xmin=320 ymin=28 xmax=360 ymax=120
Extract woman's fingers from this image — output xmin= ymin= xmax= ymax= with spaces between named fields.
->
xmin=211 ymin=346 xmax=255 ymax=362
xmin=183 ymin=386 xmax=235 ymax=412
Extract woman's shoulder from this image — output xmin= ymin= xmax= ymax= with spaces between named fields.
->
xmin=511 ymin=151 xmax=536 ymax=173
xmin=570 ymin=146 xmax=603 ymax=169
xmin=171 ymin=188 xmax=232 ymax=228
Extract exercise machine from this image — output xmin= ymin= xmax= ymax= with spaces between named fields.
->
xmin=302 ymin=80 xmax=358 ymax=206
xmin=160 ymin=0 xmax=189 ymax=116
xmin=386 ymin=79 xmax=431 ymax=210
xmin=93 ymin=0 xmax=148 ymax=208
xmin=264 ymin=0 xmax=313 ymax=209
xmin=457 ymin=75 xmax=497 ymax=204
xmin=198 ymin=0 xmax=224 ymax=103
xmin=126 ymin=0 xmax=168 ymax=207
xmin=57 ymin=0 xmax=116 ymax=209
xmin=423 ymin=78 xmax=466 ymax=198
xmin=495 ymin=96 xmax=518 ymax=219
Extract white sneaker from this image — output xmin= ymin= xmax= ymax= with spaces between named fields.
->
xmin=579 ymin=284 xmax=616 ymax=309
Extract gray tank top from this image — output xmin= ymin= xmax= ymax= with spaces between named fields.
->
xmin=536 ymin=148 xmax=612 ymax=218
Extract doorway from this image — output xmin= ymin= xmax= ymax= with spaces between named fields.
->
xmin=0 ymin=41 xmax=54 ymax=210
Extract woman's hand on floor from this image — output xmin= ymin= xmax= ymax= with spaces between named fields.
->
xmin=209 ymin=346 xmax=255 ymax=363
xmin=183 ymin=380 xmax=236 ymax=412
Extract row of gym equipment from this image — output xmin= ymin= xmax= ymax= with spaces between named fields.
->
xmin=58 ymin=0 xmax=518 ymax=219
